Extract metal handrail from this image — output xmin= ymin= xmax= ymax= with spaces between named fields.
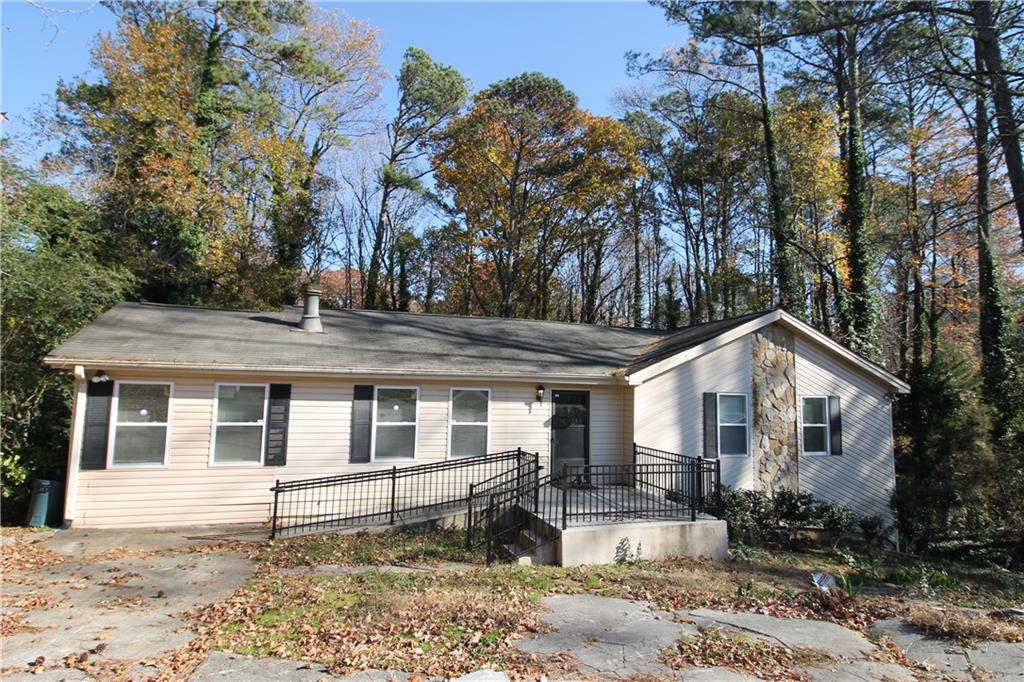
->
xmin=272 ymin=449 xmax=525 ymax=492
xmin=465 ymin=453 xmax=540 ymax=548
xmin=480 ymin=452 xmax=722 ymax=563
xmin=482 ymin=470 xmax=555 ymax=564
xmin=270 ymin=449 xmax=528 ymax=538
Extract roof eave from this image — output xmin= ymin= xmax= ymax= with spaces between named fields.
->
xmin=623 ymin=309 xmax=910 ymax=393
xmin=43 ymin=356 xmax=626 ymax=385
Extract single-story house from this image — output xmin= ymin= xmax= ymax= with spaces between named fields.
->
xmin=45 ymin=289 xmax=909 ymax=531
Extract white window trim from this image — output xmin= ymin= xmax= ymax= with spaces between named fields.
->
xmin=106 ymin=380 xmax=173 ymax=469
xmin=209 ymin=382 xmax=269 ymax=467
xmin=717 ymin=392 xmax=750 ymax=458
xmin=371 ymin=386 xmax=419 ymax=462
xmin=800 ymin=395 xmax=831 ymax=457
xmin=447 ymin=387 xmax=491 ymax=459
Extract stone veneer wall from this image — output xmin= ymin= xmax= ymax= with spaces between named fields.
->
xmin=751 ymin=324 xmax=798 ymax=492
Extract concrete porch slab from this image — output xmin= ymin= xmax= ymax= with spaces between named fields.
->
xmin=556 ymin=518 xmax=728 ymax=566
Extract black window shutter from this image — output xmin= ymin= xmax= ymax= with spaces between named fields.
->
xmin=350 ymin=385 xmax=373 ymax=463
xmin=264 ymin=384 xmax=291 ymax=467
xmin=702 ymin=393 xmax=718 ymax=459
xmin=829 ymin=395 xmax=843 ymax=456
xmin=81 ymin=380 xmax=114 ymax=470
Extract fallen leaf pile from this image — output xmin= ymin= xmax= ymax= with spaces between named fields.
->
xmin=98 ymin=571 xmax=143 ymax=588
xmin=0 ymin=611 xmax=30 ymax=638
xmin=0 ymin=583 xmax=67 ymax=636
xmin=904 ymin=603 xmax=1024 ymax=644
xmin=865 ymin=633 xmax=939 ymax=675
xmin=664 ymin=628 xmax=830 ymax=681
xmin=0 ymin=533 xmax=65 ymax=573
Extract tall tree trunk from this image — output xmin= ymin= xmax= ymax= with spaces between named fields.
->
xmin=974 ymin=38 xmax=1008 ymax=413
xmin=842 ymin=27 xmax=878 ymax=357
xmin=397 ymin=245 xmax=411 ymax=312
xmin=755 ymin=39 xmax=801 ymax=316
xmin=927 ymin=212 xmax=940 ymax=363
xmin=363 ymin=180 xmax=392 ymax=310
xmin=632 ymin=205 xmax=644 ymax=328
xmin=973 ymin=0 xmax=1024 ymax=247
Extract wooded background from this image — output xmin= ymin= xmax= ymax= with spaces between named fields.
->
xmin=3 ymin=0 xmax=1022 ymax=562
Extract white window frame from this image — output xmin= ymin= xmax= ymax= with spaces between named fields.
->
xmin=371 ymin=386 xmax=419 ymax=462
xmin=717 ymin=392 xmax=750 ymax=458
xmin=106 ymin=380 xmax=173 ymax=469
xmin=209 ymin=382 xmax=269 ymax=467
xmin=447 ymin=387 xmax=491 ymax=459
xmin=800 ymin=395 xmax=831 ymax=457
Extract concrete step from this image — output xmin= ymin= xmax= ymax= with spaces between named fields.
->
xmin=502 ymin=543 xmax=533 ymax=565
xmin=518 ymin=528 xmax=544 ymax=549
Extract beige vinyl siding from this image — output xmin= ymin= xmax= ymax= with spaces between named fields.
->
xmin=632 ymin=336 xmax=754 ymax=490
xmin=795 ymin=337 xmax=896 ymax=522
xmin=74 ymin=371 xmax=631 ymax=528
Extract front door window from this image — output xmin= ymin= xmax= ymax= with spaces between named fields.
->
xmin=551 ymin=390 xmax=589 ymax=477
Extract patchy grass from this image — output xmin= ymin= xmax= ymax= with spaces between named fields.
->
xmin=256 ymin=526 xmax=484 ymax=568
xmin=903 ymin=604 xmax=1024 ymax=644
xmin=663 ymin=628 xmax=832 ymax=681
xmin=730 ymin=543 xmax=1024 ymax=610
xmin=201 ymin=569 xmax=553 ymax=677
xmin=201 ymin=558 xmax=901 ymax=679
xmin=47 ymin=533 xmax=1019 ymax=680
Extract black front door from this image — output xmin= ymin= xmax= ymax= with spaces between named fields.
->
xmin=551 ymin=390 xmax=589 ymax=477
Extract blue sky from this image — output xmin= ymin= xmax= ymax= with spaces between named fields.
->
xmin=1 ymin=1 xmax=686 ymax=139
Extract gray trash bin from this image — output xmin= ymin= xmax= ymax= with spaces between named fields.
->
xmin=25 ymin=479 xmax=64 ymax=527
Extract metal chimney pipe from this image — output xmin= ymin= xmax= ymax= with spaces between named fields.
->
xmin=298 ymin=282 xmax=323 ymax=333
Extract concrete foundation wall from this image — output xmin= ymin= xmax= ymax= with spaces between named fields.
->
xmin=556 ymin=519 xmax=728 ymax=567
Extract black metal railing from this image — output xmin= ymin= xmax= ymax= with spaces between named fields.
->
xmin=482 ymin=470 xmax=552 ymax=564
xmin=465 ymin=452 xmax=539 ymax=548
xmin=270 ymin=449 xmax=531 ymax=538
xmin=633 ymin=443 xmax=722 ymax=517
xmin=477 ymin=446 xmax=721 ymax=564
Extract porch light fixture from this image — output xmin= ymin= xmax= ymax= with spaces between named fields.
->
xmin=90 ymin=370 xmax=111 ymax=384
xmin=535 ymin=385 xmax=545 ymax=403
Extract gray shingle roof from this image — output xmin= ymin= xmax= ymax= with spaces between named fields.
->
xmin=45 ymin=302 xmax=769 ymax=378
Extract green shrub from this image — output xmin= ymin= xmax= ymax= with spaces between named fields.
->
xmin=719 ymin=486 xmax=860 ymax=549
xmin=859 ymin=514 xmax=889 ymax=551
xmin=818 ymin=502 xmax=857 ymax=536
xmin=720 ymin=487 xmax=779 ymax=545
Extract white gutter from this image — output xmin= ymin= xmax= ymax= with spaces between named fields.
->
xmin=43 ymin=357 xmax=626 ymax=386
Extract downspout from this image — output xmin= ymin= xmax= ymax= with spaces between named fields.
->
xmin=62 ymin=365 xmax=87 ymax=527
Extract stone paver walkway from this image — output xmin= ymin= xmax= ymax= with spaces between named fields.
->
xmin=2 ymin=529 xmax=255 ymax=672
xmin=871 ymin=617 xmax=1024 ymax=681
xmin=516 ymin=594 xmax=697 ymax=677
xmin=514 ymin=595 xmax=1024 ymax=681
xmin=5 ymin=530 xmax=1023 ymax=681
xmin=685 ymin=608 xmax=875 ymax=659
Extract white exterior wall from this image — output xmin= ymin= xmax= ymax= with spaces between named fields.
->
xmin=72 ymin=371 xmax=631 ymax=528
xmin=631 ymin=332 xmax=897 ymax=521
xmin=794 ymin=337 xmax=897 ymax=522
xmin=632 ymin=336 xmax=754 ymax=490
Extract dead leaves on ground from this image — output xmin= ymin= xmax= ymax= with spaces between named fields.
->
xmin=904 ymin=603 xmax=1024 ymax=644
xmin=0 ymin=531 xmax=65 ymax=573
xmin=664 ymin=628 xmax=830 ymax=681
xmin=256 ymin=527 xmax=484 ymax=569
xmin=198 ymin=570 xmax=551 ymax=678
xmin=0 ymin=588 xmax=67 ymax=636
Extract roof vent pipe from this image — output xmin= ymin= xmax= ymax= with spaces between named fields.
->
xmin=298 ymin=282 xmax=323 ymax=333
